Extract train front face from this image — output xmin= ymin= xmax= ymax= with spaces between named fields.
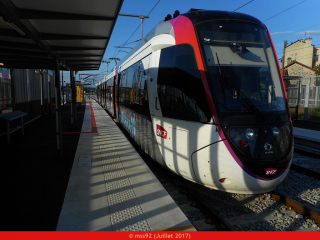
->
xmin=192 ymin=11 xmax=293 ymax=192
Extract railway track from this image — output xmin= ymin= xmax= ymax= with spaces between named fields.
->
xmin=147 ymin=156 xmax=320 ymax=231
xmin=151 ymin=155 xmax=320 ymax=231
xmin=184 ymin=180 xmax=320 ymax=231
xmin=291 ymin=163 xmax=320 ymax=180
xmin=294 ymin=136 xmax=320 ymax=156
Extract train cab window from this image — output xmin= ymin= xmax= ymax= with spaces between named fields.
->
xmin=196 ymin=20 xmax=287 ymax=118
xmin=157 ymin=44 xmax=212 ymax=123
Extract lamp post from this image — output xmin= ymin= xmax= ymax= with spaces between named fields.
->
xmin=101 ymin=60 xmax=110 ymax=74
xmin=114 ymin=46 xmax=133 ymax=49
xmin=83 ymin=83 xmax=91 ymax=102
xmin=119 ymin=14 xmax=149 ymax=40
xmin=109 ymin=58 xmax=120 ymax=65
xmin=118 ymin=50 xmax=129 ymax=54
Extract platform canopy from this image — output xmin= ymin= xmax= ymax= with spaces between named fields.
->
xmin=0 ymin=0 xmax=124 ymax=71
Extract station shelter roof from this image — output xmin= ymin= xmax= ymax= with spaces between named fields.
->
xmin=0 ymin=0 xmax=124 ymax=71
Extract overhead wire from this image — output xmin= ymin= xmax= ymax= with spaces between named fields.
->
xmin=97 ymin=0 xmax=161 ymax=77
xmin=111 ymin=0 xmax=161 ymax=60
xmin=261 ymin=0 xmax=319 ymax=62
xmin=277 ymin=41 xmax=320 ymax=55
xmin=278 ymin=43 xmax=320 ymax=69
xmin=272 ymin=23 xmax=320 ymax=40
xmin=231 ymin=1 xmax=319 ymax=70
xmin=99 ymin=0 xmax=315 ymax=78
xmin=233 ymin=0 xmax=255 ymax=12
xmin=263 ymin=0 xmax=308 ymax=22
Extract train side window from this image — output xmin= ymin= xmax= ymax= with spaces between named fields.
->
xmin=126 ymin=65 xmax=134 ymax=107
xmin=157 ymin=46 xmax=176 ymax=118
xmin=119 ymin=69 xmax=127 ymax=106
xmin=104 ymin=82 xmax=107 ymax=101
xmin=120 ymin=60 xmax=150 ymax=117
xmin=158 ymin=44 xmax=212 ymax=122
xmin=139 ymin=63 xmax=150 ymax=117
xmin=106 ymin=79 xmax=111 ymax=100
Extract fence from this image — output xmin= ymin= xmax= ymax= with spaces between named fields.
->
xmin=0 ymin=69 xmax=55 ymax=137
xmin=284 ymin=76 xmax=320 ymax=121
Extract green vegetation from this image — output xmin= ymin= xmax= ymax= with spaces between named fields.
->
xmin=315 ymin=65 xmax=320 ymax=76
xmin=308 ymin=106 xmax=320 ymax=122
xmin=289 ymin=105 xmax=320 ymax=122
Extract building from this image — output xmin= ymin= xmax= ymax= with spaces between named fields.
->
xmin=283 ymin=61 xmax=316 ymax=78
xmin=283 ymin=38 xmax=320 ymax=69
xmin=282 ymin=39 xmax=320 ymax=121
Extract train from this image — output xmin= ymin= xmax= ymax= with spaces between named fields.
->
xmin=96 ymin=9 xmax=293 ymax=194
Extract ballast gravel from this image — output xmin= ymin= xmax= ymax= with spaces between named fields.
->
xmin=292 ymin=152 xmax=320 ymax=173
xmin=143 ymin=150 xmax=320 ymax=231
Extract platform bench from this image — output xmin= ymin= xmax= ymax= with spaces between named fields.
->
xmin=0 ymin=110 xmax=28 ymax=144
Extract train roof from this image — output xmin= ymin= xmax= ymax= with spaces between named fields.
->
xmin=118 ymin=10 xmax=263 ymax=64
xmin=100 ymin=10 xmax=263 ymax=84
xmin=182 ymin=9 xmax=263 ymax=26
xmin=113 ymin=20 xmax=174 ymax=68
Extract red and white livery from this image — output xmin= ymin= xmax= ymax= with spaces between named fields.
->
xmin=96 ymin=9 xmax=293 ymax=194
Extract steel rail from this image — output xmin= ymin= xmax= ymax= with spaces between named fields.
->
xmin=271 ymin=191 xmax=320 ymax=226
xmin=290 ymin=163 xmax=320 ymax=180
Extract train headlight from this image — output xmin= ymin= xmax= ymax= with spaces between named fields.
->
xmin=229 ymin=127 xmax=258 ymax=157
xmin=271 ymin=127 xmax=280 ymax=138
xmin=245 ymin=128 xmax=255 ymax=140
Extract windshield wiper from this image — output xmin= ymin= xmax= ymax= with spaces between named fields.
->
xmin=215 ymin=52 xmax=227 ymax=108
xmin=215 ymin=53 xmax=265 ymax=123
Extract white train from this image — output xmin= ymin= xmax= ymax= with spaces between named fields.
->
xmin=96 ymin=9 xmax=293 ymax=194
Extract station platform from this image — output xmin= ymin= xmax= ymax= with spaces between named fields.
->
xmin=293 ymin=126 xmax=320 ymax=154
xmin=56 ymin=98 xmax=195 ymax=231
xmin=293 ymin=127 xmax=320 ymax=143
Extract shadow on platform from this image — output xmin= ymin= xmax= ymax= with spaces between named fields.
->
xmin=0 ymin=103 xmax=85 ymax=230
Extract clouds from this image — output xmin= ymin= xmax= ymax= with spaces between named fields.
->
xmin=271 ymin=30 xmax=320 ymax=37
xmin=271 ymin=31 xmax=295 ymax=35
xmin=301 ymin=31 xmax=320 ymax=36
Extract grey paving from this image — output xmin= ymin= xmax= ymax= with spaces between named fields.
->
xmin=56 ymin=98 xmax=195 ymax=231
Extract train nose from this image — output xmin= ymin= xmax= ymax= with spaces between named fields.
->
xmin=191 ymin=140 xmax=285 ymax=194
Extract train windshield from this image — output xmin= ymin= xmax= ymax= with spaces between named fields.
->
xmin=196 ymin=20 xmax=287 ymax=121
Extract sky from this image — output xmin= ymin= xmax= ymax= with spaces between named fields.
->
xmin=72 ymin=0 xmax=320 ymax=85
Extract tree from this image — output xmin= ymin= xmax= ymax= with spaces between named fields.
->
xmin=315 ymin=65 xmax=320 ymax=76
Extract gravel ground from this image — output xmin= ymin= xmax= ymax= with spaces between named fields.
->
xmin=197 ymin=189 xmax=320 ymax=231
xmin=275 ymin=170 xmax=320 ymax=210
xmin=139 ymin=145 xmax=320 ymax=231
xmin=292 ymin=152 xmax=320 ymax=173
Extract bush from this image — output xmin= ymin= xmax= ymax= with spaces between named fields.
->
xmin=308 ymin=106 xmax=320 ymax=122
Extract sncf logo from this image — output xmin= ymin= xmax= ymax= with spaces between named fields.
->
xmin=265 ymin=168 xmax=277 ymax=175
xmin=156 ymin=124 xmax=167 ymax=139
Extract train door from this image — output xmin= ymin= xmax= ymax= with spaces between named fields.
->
xmin=115 ymin=73 xmax=120 ymax=120
xmin=112 ymin=75 xmax=116 ymax=118
xmin=112 ymin=73 xmax=120 ymax=119
xmin=104 ymin=82 xmax=107 ymax=108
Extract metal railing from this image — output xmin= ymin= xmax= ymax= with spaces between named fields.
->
xmin=284 ymin=76 xmax=320 ymax=121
